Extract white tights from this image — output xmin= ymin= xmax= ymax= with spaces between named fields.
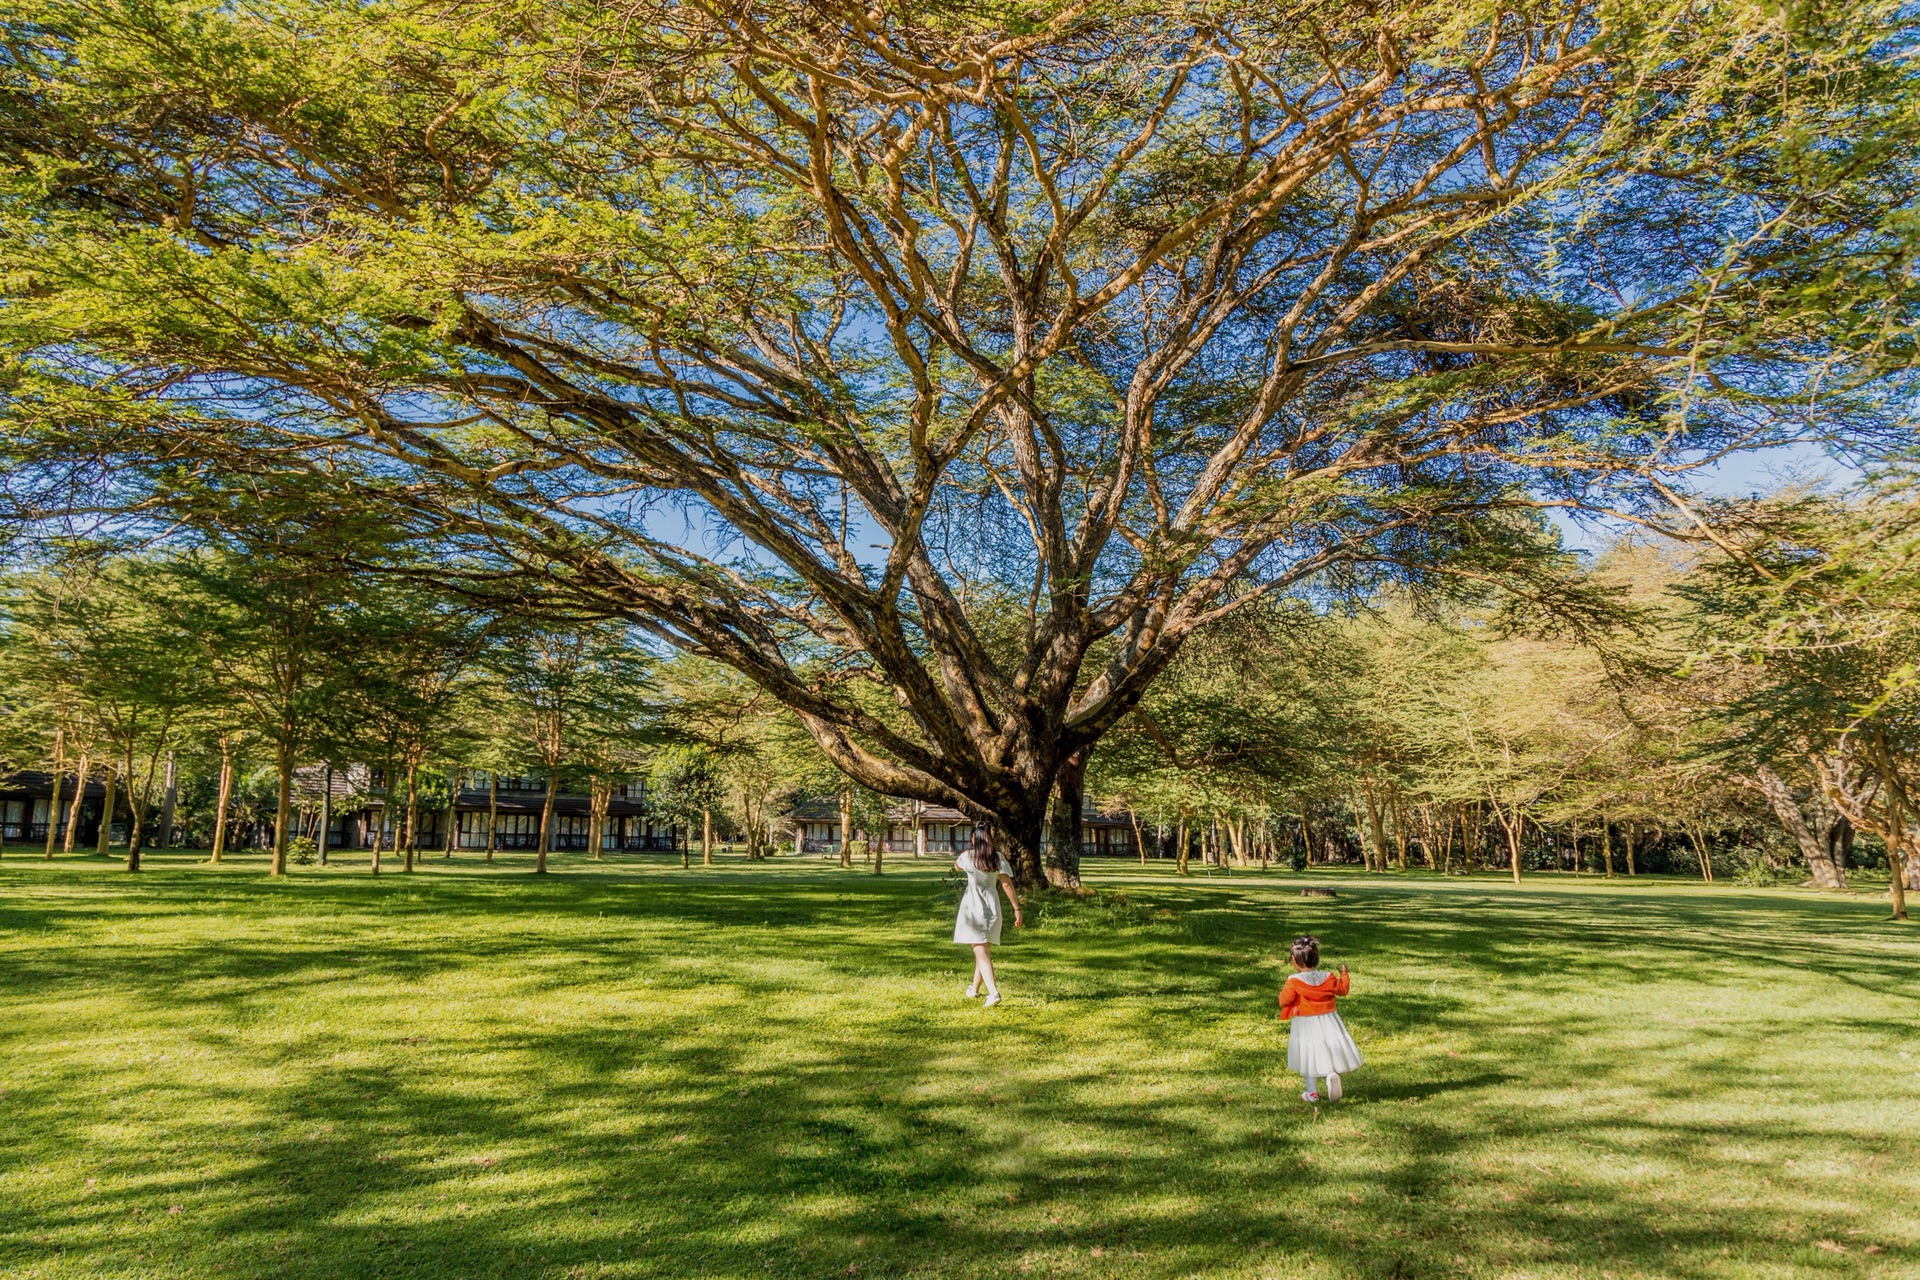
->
xmin=1302 ymin=1072 xmax=1341 ymax=1097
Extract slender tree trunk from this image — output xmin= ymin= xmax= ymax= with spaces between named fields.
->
xmin=122 ymin=744 xmax=143 ymax=872
xmin=160 ymin=751 xmax=177 ymax=849
xmin=62 ymin=751 xmax=90 ymax=855
xmin=1176 ymin=817 xmax=1190 ymax=875
xmin=1488 ymin=791 xmax=1522 ymax=883
xmin=95 ymin=762 xmax=118 ymax=856
xmin=536 ymin=773 xmax=555 ymax=874
xmin=318 ymin=764 xmax=333 ymax=866
xmin=1128 ymin=808 xmax=1146 ymax=865
xmin=1624 ymin=823 xmax=1637 ymax=876
xmin=1752 ymin=764 xmax=1844 ymax=888
xmin=402 ymin=761 xmax=419 ymax=874
xmin=1601 ymin=817 xmax=1614 ymax=878
xmin=838 ymin=785 xmax=853 ymax=869
xmin=43 ymin=730 xmax=64 ymax=860
xmin=590 ymin=777 xmax=607 ymax=860
xmin=369 ymin=802 xmax=384 ymax=875
xmin=1045 ymin=748 xmax=1088 ymax=889
xmin=486 ymin=774 xmax=498 ymax=862
xmin=125 ymin=740 xmax=161 ymax=873
xmin=1391 ymin=797 xmax=1408 ymax=871
xmin=871 ymin=816 xmax=883 ymax=875
xmin=270 ymin=740 xmax=294 ymax=877
xmin=702 ymin=805 xmax=712 ymax=865
xmin=1684 ymin=821 xmax=1713 ymax=882
xmin=210 ymin=742 xmax=233 ymax=864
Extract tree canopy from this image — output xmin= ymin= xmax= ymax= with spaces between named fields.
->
xmin=3 ymin=0 xmax=1915 ymax=880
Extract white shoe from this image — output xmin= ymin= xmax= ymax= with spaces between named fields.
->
xmin=1327 ymin=1073 xmax=1343 ymax=1101
xmin=982 ymin=993 xmax=1001 ymax=1008
xmin=1300 ymin=1090 xmax=1319 ymax=1102
xmin=964 ymin=985 xmax=979 ymax=998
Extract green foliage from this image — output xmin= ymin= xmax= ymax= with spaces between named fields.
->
xmin=4 ymin=0 xmax=1912 ymax=848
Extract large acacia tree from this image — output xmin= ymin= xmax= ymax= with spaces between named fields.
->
xmin=3 ymin=0 xmax=1913 ymax=884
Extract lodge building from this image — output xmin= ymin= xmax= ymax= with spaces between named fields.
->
xmin=4 ymin=767 xmax=1139 ymax=858
xmin=788 ymin=798 xmax=1139 ymax=858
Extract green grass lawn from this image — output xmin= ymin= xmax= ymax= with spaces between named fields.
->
xmin=2 ymin=850 xmax=1917 ymax=1280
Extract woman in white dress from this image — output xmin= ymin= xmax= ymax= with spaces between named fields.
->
xmin=954 ymin=830 xmax=1022 ymax=1006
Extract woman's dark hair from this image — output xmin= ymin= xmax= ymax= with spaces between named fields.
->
xmin=1289 ymin=935 xmax=1320 ymax=969
xmin=970 ymin=829 xmax=999 ymax=873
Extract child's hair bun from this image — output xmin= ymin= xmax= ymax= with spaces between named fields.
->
xmin=1289 ymin=935 xmax=1320 ymax=968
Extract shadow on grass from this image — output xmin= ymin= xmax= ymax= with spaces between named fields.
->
xmin=2 ymin=860 xmax=1916 ymax=1279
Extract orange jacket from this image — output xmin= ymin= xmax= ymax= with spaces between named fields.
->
xmin=1278 ymin=970 xmax=1348 ymax=1019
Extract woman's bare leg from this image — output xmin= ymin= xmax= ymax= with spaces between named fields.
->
xmin=971 ymin=943 xmax=998 ymax=997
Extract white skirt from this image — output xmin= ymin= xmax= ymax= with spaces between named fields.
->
xmin=1287 ymin=1011 xmax=1362 ymax=1078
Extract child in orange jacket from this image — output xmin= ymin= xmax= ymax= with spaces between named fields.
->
xmin=1279 ymin=935 xmax=1362 ymax=1102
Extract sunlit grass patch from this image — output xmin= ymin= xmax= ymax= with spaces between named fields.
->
xmin=1 ymin=852 xmax=1916 ymax=1278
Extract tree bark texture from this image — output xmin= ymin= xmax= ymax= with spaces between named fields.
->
xmin=43 ymin=734 xmax=64 ymax=860
xmin=402 ymin=761 xmax=419 ymax=874
xmin=210 ymin=744 xmax=233 ymax=864
xmin=1750 ymin=764 xmax=1845 ymax=889
xmin=318 ymin=764 xmax=333 ymax=866
xmin=270 ymin=742 xmax=293 ymax=876
xmin=1045 ymin=748 xmax=1087 ymax=889
xmin=62 ymin=752 xmax=89 ymax=855
xmin=95 ymin=763 xmax=117 ymax=857
xmin=536 ymin=774 xmax=555 ymax=874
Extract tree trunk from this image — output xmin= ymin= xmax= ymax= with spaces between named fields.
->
xmin=1175 ymin=817 xmax=1190 ymax=875
xmin=1751 ymin=764 xmax=1844 ymax=888
xmin=270 ymin=742 xmax=294 ymax=876
xmin=96 ymin=762 xmax=118 ymax=856
xmin=1624 ymin=823 xmax=1637 ymax=876
xmin=318 ymin=764 xmax=333 ymax=866
xmin=1128 ymin=808 xmax=1146 ymax=865
xmin=702 ymin=805 xmax=712 ymax=865
xmin=536 ymin=774 xmax=555 ymax=874
xmin=43 ymin=732 xmax=64 ymax=860
xmin=1360 ymin=786 xmax=1389 ymax=873
xmin=871 ymin=818 xmax=883 ymax=875
xmin=1045 ymin=748 xmax=1087 ymax=889
xmin=369 ymin=802 xmax=384 ymax=875
xmin=1686 ymin=821 xmax=1713 ymax=882
xmin=443 ymin=770 xmax=459 ymax=858
xmin=590 ymin=777 xmax=607 ymax=860
xmin=1827 ymin=816 xmax=1853 ymax=873
xmin=486 ymin=774 xmax=498 ymax=862
xmin=62 ymin=751 xmax=90 ymax=855
xmin=160 ymin=751 xmax=177 ymax=849
xmin=838 ymin=785 xmax=853 ymax=869
xmin=1391 ymin=798 xmax=1408 ymax=871
xmin=122 ymin=745 xmax=143 ymax=872
xmin=1601 ymin=817 xmax=1614 ymax=878
xmin=1488 ymin=791 xmax=1522 ymax=883
xmin=125 ymin=741 xmax=160 ymax=873
xmin=402 ymin=761 xmax=419 ymax=874
xmin=210 ymin=742 xmax=233 ymax=864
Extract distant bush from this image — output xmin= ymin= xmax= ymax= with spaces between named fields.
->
xmin=287 ymin=835 xmax=318 ymax=866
